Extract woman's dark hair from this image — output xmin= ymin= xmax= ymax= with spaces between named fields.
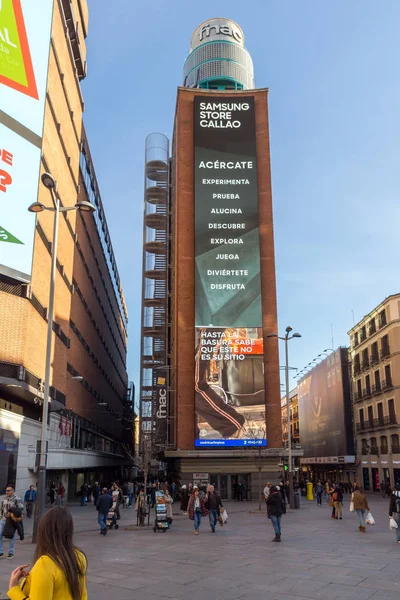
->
xmin=34 ymin=507 xmax=86 ymax=600
xmin=269 ymin=485 xmax=277 ymax=494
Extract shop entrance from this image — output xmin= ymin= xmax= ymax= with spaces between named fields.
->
xmin=209 ymin=474 xmax=251 ymax=500
xmin=363 ymin=468 xmax=370 ymax=491
xmin=394 ymin=469 xmax=400 ymax=488
xmin=371 ymin=468 xmax=380 ymax=491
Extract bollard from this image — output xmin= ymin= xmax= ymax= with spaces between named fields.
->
xmin=306 ymin=482 xmax=314 ymax=501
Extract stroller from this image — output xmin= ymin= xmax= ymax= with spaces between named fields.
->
xmin=106 ymin=501 xmax=119 ymax=530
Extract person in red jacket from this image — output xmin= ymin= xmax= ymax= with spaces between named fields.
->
xmin=188 ymin=488 xmax=208 ymax=535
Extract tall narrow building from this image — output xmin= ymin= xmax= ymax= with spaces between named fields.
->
xmin=140 ymin=19 xmax=281 ymax=498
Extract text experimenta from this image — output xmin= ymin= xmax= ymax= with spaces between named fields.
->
xmin=199 ymin=161 xmax=253 ymax=169
xmin=202 ymin=179 xmax=250 ymax=185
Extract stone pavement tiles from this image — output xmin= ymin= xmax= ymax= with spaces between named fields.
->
xmin=0 ymin=495 xmax=398 ymax=599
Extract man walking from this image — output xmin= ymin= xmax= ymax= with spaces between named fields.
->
xmin=96 ymin=487 xmax=113 ymax=536
xmin=24 ymin=485 xmax=36 ymax=518
xmin=205 ymin=484 xmax=223 ymax=533
xmin=315 ymin=481 xmax=324 ymax=506
xmin=0 ymin=484 xmax=24 ymax=559
xmin=263 ymin=481 xmax=271 ymax=507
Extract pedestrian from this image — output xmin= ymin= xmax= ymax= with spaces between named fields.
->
xmin=49 ymin=482 xmax=56 ymax=507
xmin=7 ymin=506 xmax=87 ymax=599
xmin=381 ymin=482 xmax=386 ymax=498
xmin=92 ymin=482 xmax=100 ymax=506
xmin=171 ymin=481 xmax=177 ymax=501
xmin=205 ymin=484 xmax=223 ymax=533
xmin=315 ymin=481 xmax=324 ymax=506
xmin=180 ymin=485 xmax=189 ymax=514
xmin=327 ymin=483 xmax=335 ymax=518
xmin=187 ymin=483 xmax=193 ymax=497
xmin=96 ymin=487 xmax=113 ymax=536
xmin=188 ymin=487 xmax=208 ymax=535
xmin=24 ymin=485 xmax=36 ymax=519
xmin=0 ymin=485 xmax=24 ymax=560
xmin=332 ymin=485 xmax=343 ymax=519
xmin=150 ymin=483 xmax=156 ymax=508
xmin=388 ymin=483 xmax=400 ymax=544
xmin=127 ymin=481 xmax=134 ymax=506
xmin=284 ymin=481 xmax=290 ymax=504
xmin=57 ymin=482 xmax=65 ymax=506
xmin=351 ymin=485 xmax=370 ymax=533
xmin=86 ymin=483 xmax=91 ymax=504
xmin=164 ymin=488 xmax=173 ymax=524
xmin=135 ymin=489 xmax=146 ymax=526
xmin=263 ymin=481 xmax=271 ymax=506
xmin=80 ymin=483 xmax=86 ymax=507
xmin=266 ymin=485 xmax=284 ymax=542
xmin=111 ymin=483 xmax=123 ymax=520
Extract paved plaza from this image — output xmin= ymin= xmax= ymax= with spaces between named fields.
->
xmin=0 ymin=494 xmax=398 ymax=599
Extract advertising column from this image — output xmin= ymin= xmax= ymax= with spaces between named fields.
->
xmin=0 ymin=0 xmax=54 ymax=282
xmin=194 ymin=96 xmax=266 ymax=447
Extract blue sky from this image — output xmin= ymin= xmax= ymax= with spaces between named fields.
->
xmin=82 ymin=0 xmax=399 ymax=391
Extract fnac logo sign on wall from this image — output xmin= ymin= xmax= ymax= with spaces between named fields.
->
xmin=0 ymin=0 xmax=38 ymax=99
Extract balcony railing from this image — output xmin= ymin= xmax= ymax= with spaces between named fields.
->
xmin=371 ymin=383 xmax=382 ymax=394
xmin=371 ymin=353 xmax=380 ymax=365
xmin=380 ymin=347 xmax=390 ymax=359
xmin=360 ymin=332 xmax=367 ymax=342
xmin=382 ymin=379 xmax=393 ymax=390
xmin=356 ymin=414 xmax=397 ymax=432
xmin=353 ymin=391 xmax=362 ymax=402
xmin=392 ymin=445 xmax=400 ymax=454
xmin=362 ymin=361 xmax=370 ymax=371
xmin=370 ymin=446 xmax=380 ymax=455
xmin=361 ymin=449 xmax=369 ymax=455
xmin=363 ymin=387 xmax=372 ymax=398
xmin=380 ymin=446 xmax=388 ymax=455
xmin=353 ymin=365 xmax=361 ymax=376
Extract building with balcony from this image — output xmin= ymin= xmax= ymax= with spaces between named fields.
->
xmin=281 ymin=388 xmax=300 ymax=448
xmin=349 ymin=294 xmax=400 ymax=491
xmin=0 ymin=0 xmax=131 ymax=499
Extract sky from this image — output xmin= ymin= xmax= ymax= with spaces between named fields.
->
xmin=82 ymin=0 xmax=399 ymax=392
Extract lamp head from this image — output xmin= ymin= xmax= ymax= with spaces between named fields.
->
xmin=41 ymin=172 xmax=56 ymax=190
xmin=28 ymin=202 xmax=46 ymax=213
xmin=285 ymin=326 xmax=293 ymax=334
xmin=292 ymin=333 xmax=302 ymax=338
xmin=75 ymin=201 xmax=96 ymax=213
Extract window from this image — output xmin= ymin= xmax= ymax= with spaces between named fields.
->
xmin=368 ymin=319 xmax=376 ymax=335
xmin=384 ymin=364 xmax=392 ymax=388
xmin=367 ymin=405 xmax=373 ymax=425
xmin=371 ymin=342 xmax=379 ymax=363
xmin=370 ymin=437 xmax=378 ymax=455
xmin=357 ymin=379 xmax=362 ymax=398
xmin=388 ymin=399 xmax=396 ymax=423
xmin=380 ymin=435 xmax=388 ymax=454
xmin=391 ymin=433 xmax=400 ymax=453
xmin=361 ymin=438 xmax=369 ymax=455
xmin=359 ymin=408 xmax=365 ymax=426
xmin=354 ymin=332 xmax=359 ymax=347
xmin=377 ymin=402 xmax=384 ymax=425
xmin=362 ymin=348 xmax=369 ymax=369
xmin=354 ymin=354 xmax=361 ymax=375
xmin=360 ymin=325 xmax=367 ymax=341
xmin=381 ymin=335 xmax=390 ymax=358
xmin=374 ymin=370 xmax=381 ymax=392
xmin=379 ymin=309 xmax=387 ymax=328
xmin=365 ymin=375 xmax=371 ymax=396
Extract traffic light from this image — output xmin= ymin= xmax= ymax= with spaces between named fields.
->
xmin=283 ymin=464 xmax=288 ymax=472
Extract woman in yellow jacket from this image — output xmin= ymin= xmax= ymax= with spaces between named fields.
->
xmin=7 ymin=506 xmax=87 ymax=600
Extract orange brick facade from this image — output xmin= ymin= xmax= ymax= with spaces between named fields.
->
xmin=0 ymin=0 xmax=129 ymax=444
xmin=170 ymin=88 xmax=281 ymax=452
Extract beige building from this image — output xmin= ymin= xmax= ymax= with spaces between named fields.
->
xmin=281 ymin=388 xmax=300 ymax=448
xmin=349 ymin=295 xmax=400 ymax=491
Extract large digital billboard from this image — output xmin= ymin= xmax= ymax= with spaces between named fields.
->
xmin=194 ymin=96 xmax=266 ymax=447
xmin=0 ymin=0 xmax=54 ymax=282
xmin=298 ymin=348 xmax=354 ymax=459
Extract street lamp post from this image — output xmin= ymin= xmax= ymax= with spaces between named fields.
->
xmin=29 ymin=173 xmax=95 ymax=542
xmin=268 ymin=326 xmax=301 ymax=509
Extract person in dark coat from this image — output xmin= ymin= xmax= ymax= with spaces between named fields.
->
xmin=180 ymin=485 xmax=189 ymax=514
xmin=49 ymin=482 xmax=56 ymax=507
xmin=96 ymin=488 xmax=113 ymax=536
xmin=187 ymin=488 xmax=208 ymax=535
xmin=266 ymin=485 xmax=284 ymax=542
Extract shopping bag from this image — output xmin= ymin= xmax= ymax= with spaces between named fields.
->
xmin=349 ymin=494 xmax=354 ymax=512
xmin=365 ymin=512 xmax=375 ymax=525
xmin=389 ymin=517 xmax=398 ymax=530
xmin=220 ymin=508 xmax=228 ymax=523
